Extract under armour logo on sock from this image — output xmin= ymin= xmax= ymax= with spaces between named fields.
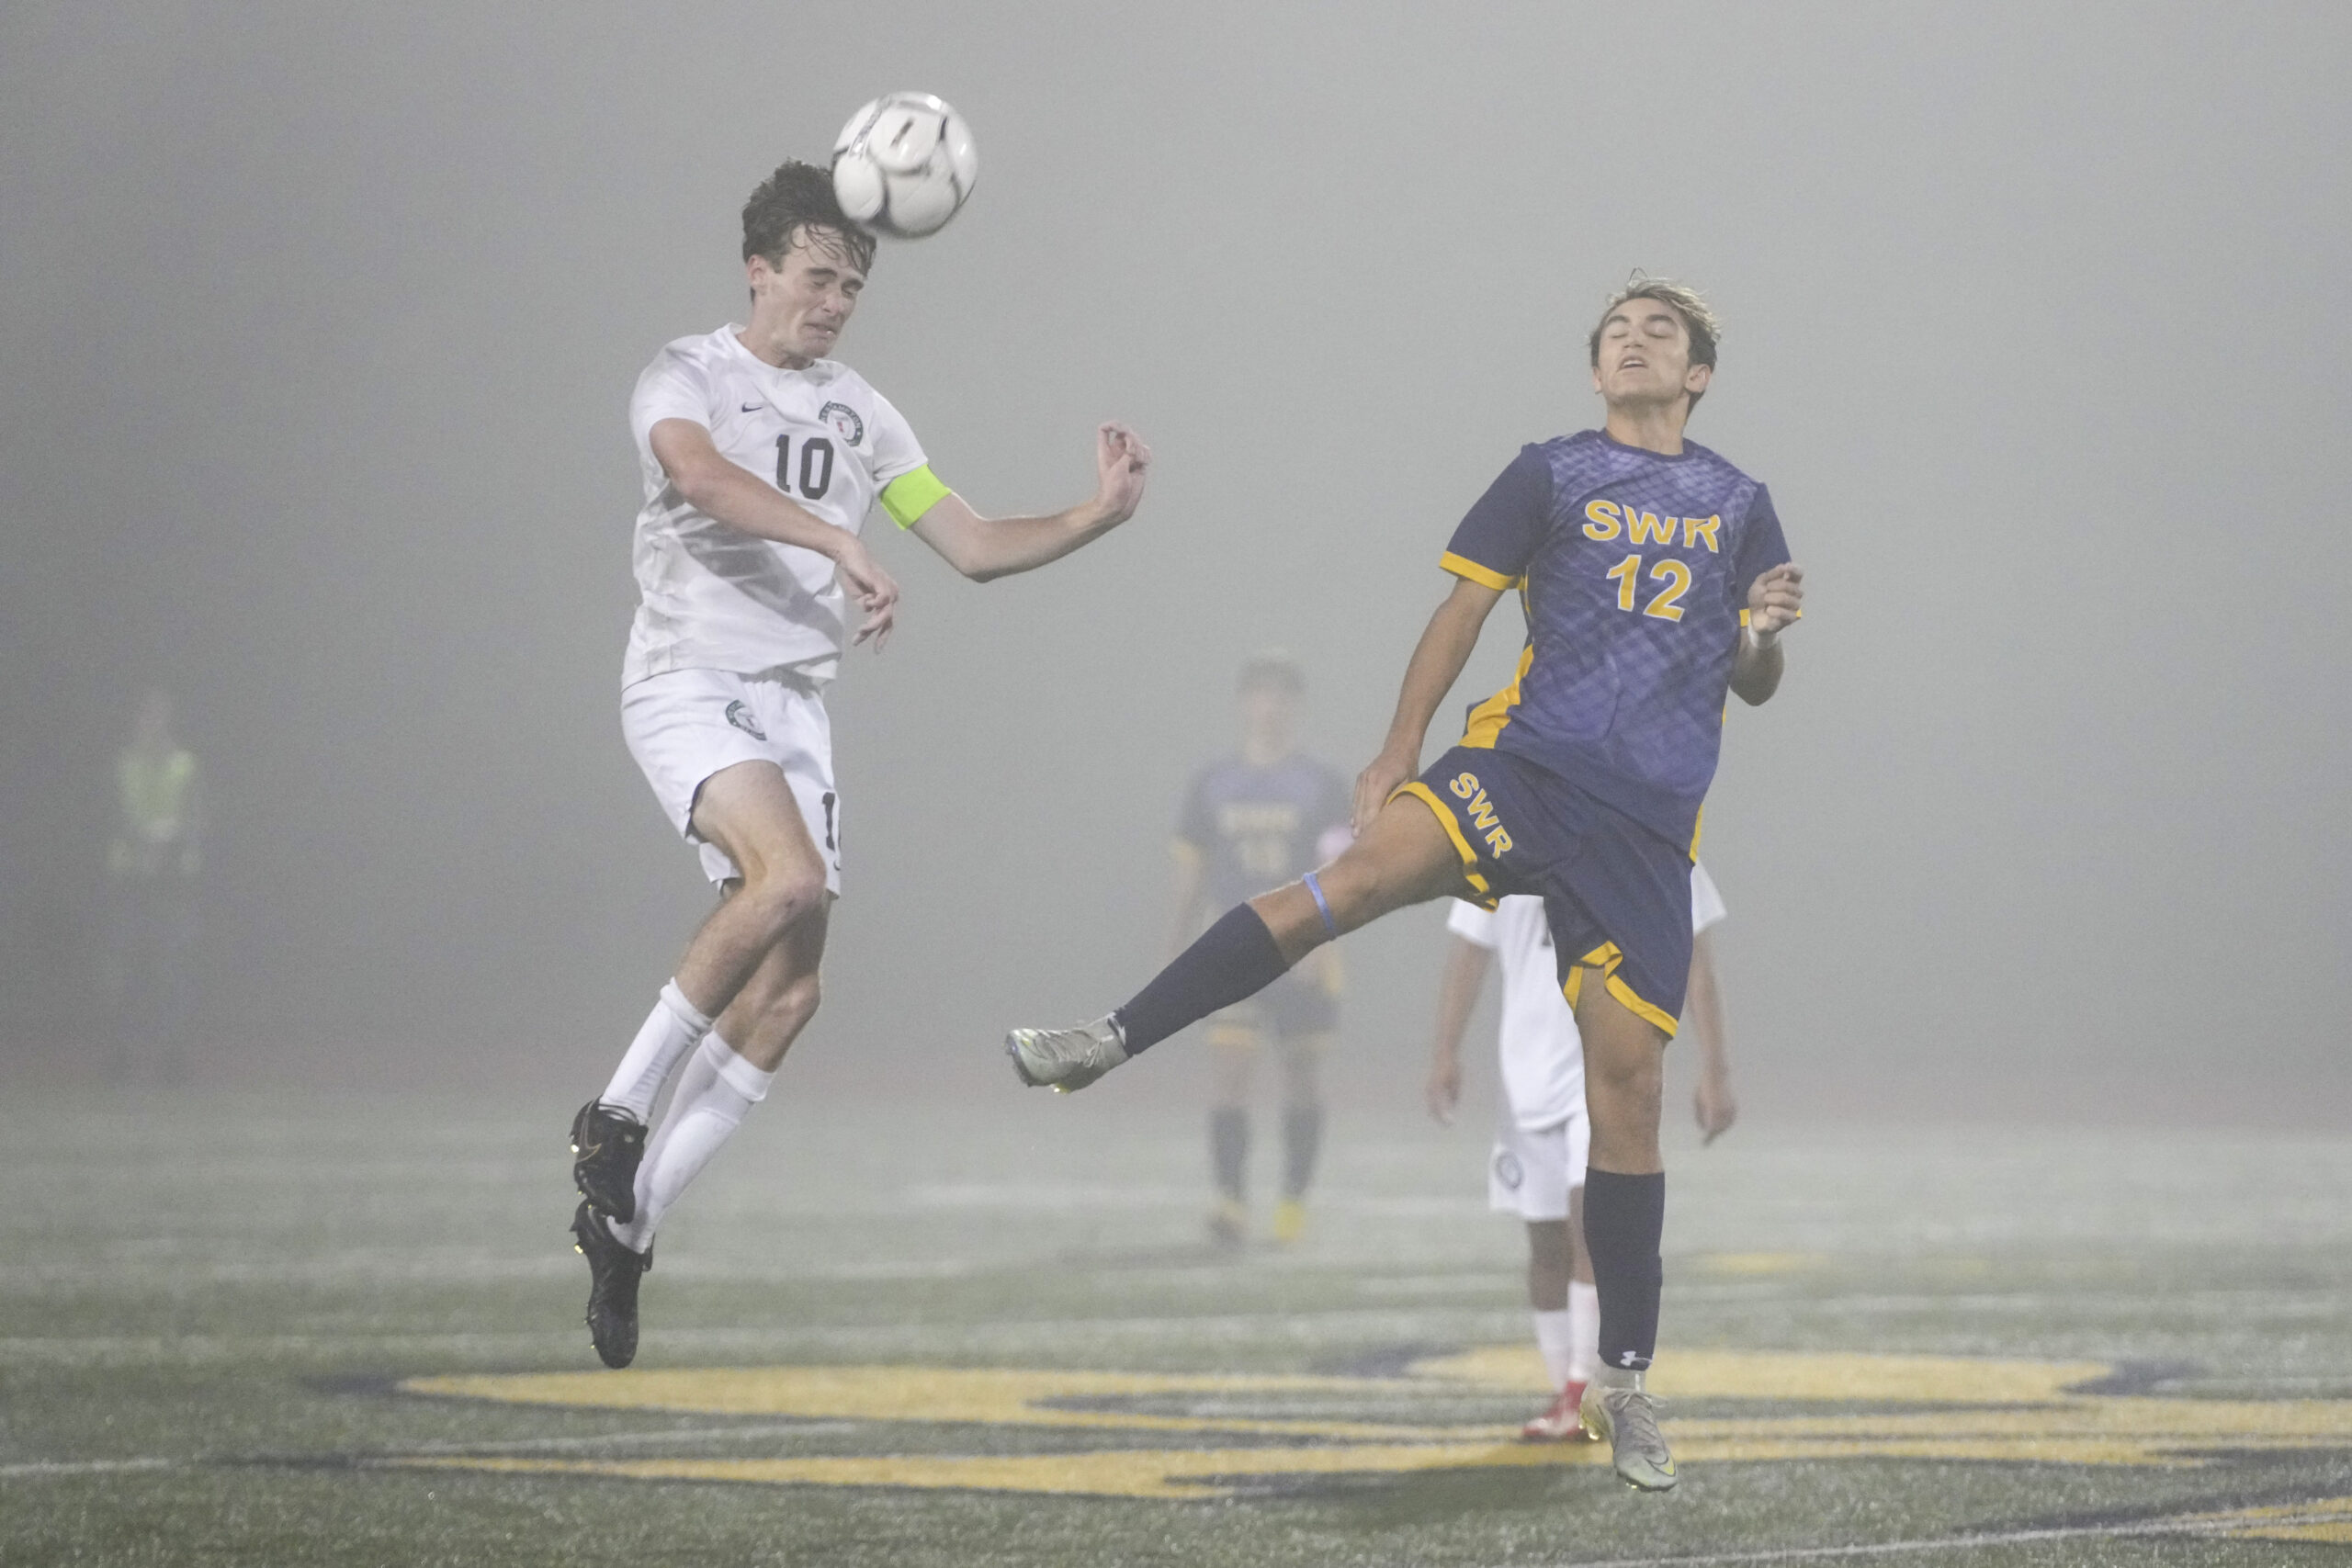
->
xmin=1619 ymin=1350 xmax=1642 ymax=1367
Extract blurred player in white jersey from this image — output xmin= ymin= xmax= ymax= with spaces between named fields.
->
xmin=568 ymin=160 xmax=1151 ymax=1367
xmin=1425 ymin=866 xmax=1734 ymax=1438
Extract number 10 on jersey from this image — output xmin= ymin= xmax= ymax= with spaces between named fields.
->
xmin=775 ymin=434 xmax=835 ymax=502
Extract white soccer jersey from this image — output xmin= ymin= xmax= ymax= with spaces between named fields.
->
xmin=623 ymin=325 xmax=935 ymax=687
xmin=1448 ymin=863 xmax=1727 ymax=1131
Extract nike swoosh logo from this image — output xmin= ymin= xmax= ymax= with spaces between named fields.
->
xmin=741 ymin=401 xmax=764 ymax=412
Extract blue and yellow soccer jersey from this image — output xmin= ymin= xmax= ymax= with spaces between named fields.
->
xmin=1177 ymin=754 xmax=1353 ymax=912
xmin=1441 ymin=432 xmax=1792 ymax=847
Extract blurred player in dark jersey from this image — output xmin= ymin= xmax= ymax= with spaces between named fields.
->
xmin=1167 ymin=652 xmax=1352 ymax=1246
xmin=1010 ymin=276 xmax=1803 ymax=1492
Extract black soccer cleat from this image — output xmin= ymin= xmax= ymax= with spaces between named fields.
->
xmin=571 ymin=1199 xmax=651 ymax=1369
xmin=571 ymin=1100 xmax=647 ymax=1222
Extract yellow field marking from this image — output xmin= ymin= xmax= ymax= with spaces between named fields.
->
xmin=2187 ymin=1494 xmax=2352 ymax=1545
xmin=1408 ymin=1344 xmax=2109 ymax=1404
xmin=404 ymin=1365 xmax=1484 ymax=1442
xmin=388 ymin=1440 xmax=1603 ymax=1501
xmin=1693 ymin=1252 xmax=1827 ymax=1277
xmin=397 ymin=1349 xmax=2352 ymax=1500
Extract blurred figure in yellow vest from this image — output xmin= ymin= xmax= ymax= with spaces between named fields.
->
xmin=104 ymin=688 xmax=205 ymax=1077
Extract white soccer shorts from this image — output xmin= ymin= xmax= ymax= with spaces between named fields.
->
xmin=1487 ymin=1101 xmax=1589 ymax=1223
xmin=620 ymin=668 xmax=842 ymax=893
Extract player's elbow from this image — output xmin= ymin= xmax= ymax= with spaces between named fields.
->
xmin=669 ymin=463 xmax=728 ymax=513
xmin=952 ymin=537 xmax=1023 ymax=582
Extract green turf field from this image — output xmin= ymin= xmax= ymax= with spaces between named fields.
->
xmin=5 ymin=1080 xmax=2349 ymax=1565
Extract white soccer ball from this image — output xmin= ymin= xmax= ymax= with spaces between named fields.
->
xmin=831 ymin=93 xmax=978 ymax=240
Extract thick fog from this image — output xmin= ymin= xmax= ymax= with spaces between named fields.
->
xmin=4 ymin=2 xmax=2346 ymax=1122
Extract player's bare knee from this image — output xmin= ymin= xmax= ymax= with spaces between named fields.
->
xmin=737 ymin=863 xmax=826 ymax=942
xmin=1588 ymin=1057 xmax=1664 ymax=1124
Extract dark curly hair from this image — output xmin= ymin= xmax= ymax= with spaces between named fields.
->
xmin=741 ymin=159 xmax=876 ymax=273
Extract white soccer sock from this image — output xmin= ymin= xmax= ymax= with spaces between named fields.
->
xmin=1533 ymin=1310 xmax=1577 ymax=1393
xmin=598 ymin=980 xmax=714 ymax=1123
xmin=1567 ymin=1280 xmax=1600 ymax=1384
xmin=607 ymin=1032 xmax=772 ymax=1252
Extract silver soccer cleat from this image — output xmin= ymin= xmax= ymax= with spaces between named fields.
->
xmin=1580 ymin=1370 xmax=1678 ymax=1491
xmin=1005 ymin=1015 xmax=1129 ymax=1093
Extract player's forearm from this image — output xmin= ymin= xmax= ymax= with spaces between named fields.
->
xmin=1687 ymin=936 xmax=1730 ymax=1073
xmin=1431 ymin=943 xmax=1491 ymax=1059
xmin=954 ymin=502 xmax=1120 ymax=581
xmin=1379 ymin=582 xmax=1498 ymax=763
xmin=1729 ymin=633 xmax=1784 ymax=705
xmin=682 ymin=461 xmax=855 ymax=560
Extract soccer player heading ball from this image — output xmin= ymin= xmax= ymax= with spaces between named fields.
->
xmin=570 ymin=160 xmax=1149 ymax=1369
xmin=1009 ymin=276 xmax=1803 ymax=1492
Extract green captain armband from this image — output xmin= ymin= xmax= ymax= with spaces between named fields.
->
xmin=880 ymin=465 xmax=953 ymax=528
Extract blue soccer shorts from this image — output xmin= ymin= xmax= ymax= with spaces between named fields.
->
xmin=1395 ymin=747 xmax=1693 ymax=1037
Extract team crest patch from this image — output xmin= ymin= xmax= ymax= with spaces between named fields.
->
xmin=724 ymin=700 xmax=766 ymax=741
xmin=1493 ymin=1151 xmax=1523 ymax=1190
xmin=819 ymin=400 xmax=865 ymax=445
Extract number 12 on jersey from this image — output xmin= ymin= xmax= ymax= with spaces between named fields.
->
xmin=775 ymin=434 xmax=834 ymax=501
xmin=1604 ymin=553 xmax=1691 ymax=622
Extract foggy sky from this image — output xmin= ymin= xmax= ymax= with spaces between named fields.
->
xmin=4 ymin=2 xmax=2346 ymax=1121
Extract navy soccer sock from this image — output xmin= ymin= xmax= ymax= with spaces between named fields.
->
xmin=1114 ymin=904 xmax=1291 ymax=1055
xmin=1210 ymin=1108 xmax=1249 ymax=1200
xmin=1582 ymin=1168 xmax=1666 ymax=1374
xmin=1281 ymin=1104 xmax=1324 ymax=1200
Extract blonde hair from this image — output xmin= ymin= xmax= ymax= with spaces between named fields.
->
xmin=1588 ymin=273 xmax=1721 ymax=410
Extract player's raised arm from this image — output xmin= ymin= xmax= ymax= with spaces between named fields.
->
xmin=648 ymin=417 xmax=902 ymax=647
xmin=907 ymin=423 xmax=1151 ymax=582
xmin=1730 ymin=563 xmax=1803 ymax=705
xmin=1352 ymin=577 xmax=1505 ymax=830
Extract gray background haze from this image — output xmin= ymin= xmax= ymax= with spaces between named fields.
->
xmin=4 ymin=2 xmax=2346 ymax=1122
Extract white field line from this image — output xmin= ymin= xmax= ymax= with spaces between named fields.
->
xmin=0 ymin=1458 xmax=177 ymax=1479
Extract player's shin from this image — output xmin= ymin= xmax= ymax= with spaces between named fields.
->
xmin=1281 ymin=1104 xmax=1322 ymax=1199
xmin=601 ymin=980 xmax=715 ymax=1121
xmin=1211 ymin=1108 xmax=1249 ymax=1200
xmin=1114 ymin=904 xmax=1294 ymax=1055
xmin=1581 ymin=1168 xmax=1666 ymax=1376
xmin=608 ymin=1032 xmax=772 ymax=1252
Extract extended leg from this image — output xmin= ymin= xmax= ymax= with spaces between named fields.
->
xmin=1008 ymin=794 xmax=1464 ymax=1092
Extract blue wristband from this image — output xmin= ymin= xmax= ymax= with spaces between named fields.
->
xmin=1302 ymin=871 xmax=1338 ymax=941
